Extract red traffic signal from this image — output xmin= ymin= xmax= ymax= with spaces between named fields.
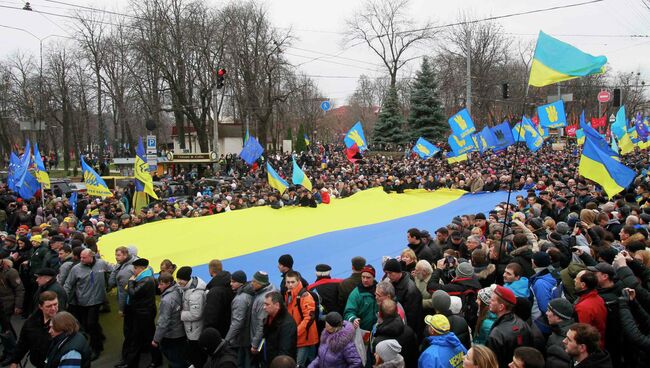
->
xmin=217 ymin=68 xmax=226 ymax=77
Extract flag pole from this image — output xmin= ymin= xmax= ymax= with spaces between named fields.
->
xmin=498 ymin=83 xmax=530 ymax=261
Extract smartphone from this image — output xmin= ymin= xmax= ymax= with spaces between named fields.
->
xmin=445 ymin=256 xmax=455 ymax=265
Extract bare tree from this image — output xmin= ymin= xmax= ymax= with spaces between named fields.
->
xmin=345 ymin=0 xmax=434 ymax=88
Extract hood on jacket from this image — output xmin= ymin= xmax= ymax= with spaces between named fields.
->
xmin=474 ymin=264 xmax=496 ymax=280
xmin=505 ymin=277 xmax=530 ymax=298
xmin=375 ymin=355 xmax=405 ymax=368
xmin=320 ymin=320 xmax=355 ymax=352
xmin=239 ymin=282 xmax=255 ymax=296
xmin=182 ymin=276 xmax=207 ymax=292
xmin=511 ymin=246 xmax=532 ymax=258
xmin=577 ymin=350 xmax=612 ymax=367
xmin=207 ymin=271 xmax=231 ymax=290
xmin=425 ymin=332 xmax=465 ymax=350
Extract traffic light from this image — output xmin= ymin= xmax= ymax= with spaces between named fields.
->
xmin=501 ymin=83 xmax=509 ymax=99
xmin=216 ymin=68 xmax=226 ymax=89
xmin=613 ymin=88 xmax=621 ymax=107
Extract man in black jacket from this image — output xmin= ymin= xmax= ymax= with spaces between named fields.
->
xmin=262 ymin=291 xmax=297 ymax=367
xmin=33 ymin=268 xmax=67 ymax=311
xmin=487 ymin=285 xmax=533 ymax=368
xmin=119 ymin=258 xmax=156 ymax=368
xmin=406 ymin=228 xmax=437 ymax=264
xmin=9 ymin=291 xmax=58 ymax=368
xmin=563 ymin=323 xmax=613 ymax=367
xmin=383 ymin=259 xmax=423 ymax=340
xmin=204 ymin=269 xmax=234 ymax=337
xmin=338 ymin=256 xmax=366 ymax=308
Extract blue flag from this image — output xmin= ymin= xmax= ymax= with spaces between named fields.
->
xmin=239 ymin=136 xmax=264 ymax=165
xmin=7 ymin=152 xmax=20 ymax=191
xmin=448 ymin=132 xmax=475 ymax=155
xmin=448 ymin=108 xmax=476 ymax=138
xmin=512 ymin=122 xmax=526 ymax=143
xmin=521 ymin=117 xmax=544 ymax=152
xmin=17 ymin=171 xmax=39 ymax=200
xmin=69 ymin=191 xmax=78 ymax=215
xmin=538 ymin=100 xmax=567 ymax=128
xmin=580 ymin=110 xmax=619 ymax=159
xmin=612 ymin=106 xmax=628 ymax=139
xmin=491 ymin=122 xmax=515 ymax=150
xmin=478 ymin=126 xmax=498 ymax=152
xmin=344 ymin=122 xmax=367 ymax=151
xmin=14 ymin=140 xmax=31 ymax=189
xmin=636 ymin=115 xmax=649 ymax=142
xmin=412 ymin=137 xmax=439 ymax=159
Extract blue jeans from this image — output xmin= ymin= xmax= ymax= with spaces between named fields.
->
xmin=296 ymin=345 xmax=316 ymax=366
xmin=160 ymin=337 xmax=188 ymax=368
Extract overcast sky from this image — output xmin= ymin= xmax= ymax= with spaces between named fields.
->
xmin=1 ymin=0 xmax=649 ymax=106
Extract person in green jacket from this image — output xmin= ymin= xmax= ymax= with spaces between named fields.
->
xmin=344 ymin=265 xmax=378 ymax=331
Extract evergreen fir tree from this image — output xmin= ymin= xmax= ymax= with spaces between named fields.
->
xmin=407 ymin=57 xmax=446 ymax=141
xmin=295 ymin=124 xmax=308 ymax=152
xmin=286 ymin=126 xmax=293 ymax=141
xmin=373 ymin=86 xmax=405 ymax=147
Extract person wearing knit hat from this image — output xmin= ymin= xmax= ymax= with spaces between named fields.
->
xmin=308 ymin=265 xmax=341 ymax=325
xmin=343 ymin=265 xmax=378 ymax=332
xmin=374 ymin=339 xmax=404 ymax=367
xmin=383 ymin=258 xmax=423 ymax=340
xmin=231 ymin=270 xmax=246 ymax=285
xmin=487 ymin=285 xmax=533 ymax=365
xmin=176 ymin=265 xmax=209 ymax=367
xmin=252 ymin=271 xmax=270 ymax=287
xmin=545 ymin=298 xmax=575 ymax=367
xmin=277 ymin=254 xmax=307 ymax=296
xmin=175 ymin=266 xmax=192 ymax=281
xmin=419 ymin=314 xmax=467 ymax=367
xmin=474 ymin=285 xmax=498 ymax=345
xmin=455 ymin=261 xmax=474 ymax=278
xmin=248 ymin=270 xmax=276 ymax=358
xmin=198 ymin=327 xmax=238 ymax=368
xmin=227 ymin=269 xmax=252 ymax=366
xmin=382 ymin=258 xmax=402 ymax=273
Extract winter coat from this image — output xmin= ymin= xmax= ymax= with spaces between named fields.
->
xmin=180 ymin=276 xmax=207 ymax=341
xmin=125 ymin=268 xmax=156 ymax=316
xmin=371 ymin=315 xmax=418 ymax=368
xmin=344 ymin=283 xmax=378 ymax=331
xmin=308 ymin=276 xmax=343 ymax=314
xmin=63 ymin=259 xmax=112 ymax=306
xmin=56 ymin=259 xmax=75 ymax=287
xmin=285 ymin=281 xmax=319 ymax=347
xmin=574 ymin=289 xmax=607 ymax=349
xmin=202 ymin=340 xmax=238 ymax=368
xmin=418 ymin=333 xmax=467 ymax=368
xmin=408 ymin=241 xmax=436 ymax=265
xmin=474 ymin=264 xmax=496 ymax=288
xmin=486 ymin=312 xmax=533 ymax=368
xmin=11 ymin=308 xmax=51 ymax=367
xmin=560 ymin=262 xmax=586 ymax=303
xmin=225 ymin=283 xmax=254 ymax=348
xmin=0 ymin=267 xmax=25 ymax=314
xmin=262 ymin=307 xmax=297 ymax=364
xmin=338 ymin=272 xmax=362 ymax=308
xmin=43 ymin=332 xmax=92 ymax=368
xmin=108 ymin=255 xmax=137 ymax=312
xmin=505 ymin=277 xmax=530 ymax=298
xmin=153 ymin=283 xmax=185 ymax=342
xmin=572 ymin=350 xmax=613 ymax=368
xmin=34 ymin=277 xmax=67 ymax=312
xmin=250 ymin=283 xmax=276 ymax=350
xmin=428 ymin=275 xmax=481 ymax=330
xmin=391 ymin=272 xmax=423 ymax=338
xmin=530 ymin=269 xmax=556 ymax=333
xmin=510 ymin=246 xmax=534 ymax=278
xmin=473 ymin=311 xmax=496 ymax=345
xmin=415 ymin=274 xmax=433 ymax=314
xmin=545 ymin=319 xmax=573 ymax=368
xmin=204 ymin=271 xmax=234 ymax=337
xmin=308 ymin=321 xmax=362 ymax=368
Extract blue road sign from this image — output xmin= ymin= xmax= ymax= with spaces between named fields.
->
xmin=320 ymin=101 xmax=331 ymax=112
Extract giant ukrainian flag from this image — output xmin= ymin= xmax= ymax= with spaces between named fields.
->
xmin=529 ymin=31 xmax=607 ymax=87
xmin=578 ymin=136 xmax=635 ymax=197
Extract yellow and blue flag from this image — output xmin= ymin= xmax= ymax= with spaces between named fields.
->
xmin=81 ymin=156 xmax=113 ymax=198
xmin=244 ymin=128 xmax=250 ymax=144
xmin=512 ymin=122 xmax=526 ymax=143
xmin=491 ymin=122 xmax=515 ymax=150
xmin=344 ymin=122 xmax=367 ymax=151
xmin=239 ymin=136 xmax=264 ymax=165
xmin=134 ymin=137 xmax=159 ymax=200
xmin=478 ymin=126 xmax=498 ymax=152
xmin=267 ymin=162 xmax=289 ymax=194
xmin=304 ymin=134 xmax=310 ymax=146
xmin=521 ymin=117 xmax=544 ymax=152
xmin=611 ymin=136 xmax=619 ymax=154
xmin=578 ymin=135 xmax=635 ymax=197
xmin=446 ymin=152 xmax=468 ymax=164
xmin=32 ymin=143 xmax=50 ymax=190
xmin=529 ymin=31 xmax=607 ymax=87
xmin=538 ymin=100 xmax=567 ymax=128
xmin=580 ymin=111 xmax=619 ymax=160
xmin=412 ymin=137 xmax=439 ymax=159
xmin=576 ymin=129 xmax=585 ymax=145
xmin=448 ymin=132 xmax=475 ymax=155
xmin=448 ymin=108 xmax=475 ymax=139
xmin=17 ymin=171 xmax=39 ymax=200
xmin=292 ymin=157 xmax=312 ymax=191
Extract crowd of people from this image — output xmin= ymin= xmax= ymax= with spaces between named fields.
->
xmin=0 ymin=141 xmax=649 ymax=367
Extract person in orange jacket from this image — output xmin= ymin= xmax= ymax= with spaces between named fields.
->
xmin=284 ymin=270 xmax=319 ymax=367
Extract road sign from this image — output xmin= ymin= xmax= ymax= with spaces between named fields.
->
xmin=597 ymin=90 xmax=612 ymax=103
xmin=320 ymin=101 xmax=331 ymax=112
xmin=609 ymin=114 xmax=616 ymax=123
xmin=146 ymin=135 xmax=157 ymax=171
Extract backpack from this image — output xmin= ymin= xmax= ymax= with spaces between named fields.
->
xmin=449 ymin=288 xmax=478 ymax=329
xmin=295 ymin=287 xmax=322 ymax=337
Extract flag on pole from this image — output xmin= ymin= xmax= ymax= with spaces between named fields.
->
xmin=32 ymin=143 xmax=50 ymax=190
xmin=529 ymin=31 xmax=607 ymax=87
xmin=448 ymin=108 xmax=476 ymax=138
xmin=344 ymin=122 xmax=368 ymax=152
xmin=14 ymin=140 xmax=31 ymax=189
xmin=134 ymin=137 xmax=159 ymax=200
xmin=291 ymin=157 xmax=312 ymax=191
xmin=244 ymin=128 xmax=250 ymax=144
xmin=446 ymin=152 xmax=468 ymax=164
xmin=304 ymin=134 xmax=310 ymax=146
xmin=579 ymin=135 xmax=635 ymax=197
xmin=81 ymin=156 xmax=113 ymax=198
xmin=239 ymin=136 xmax=264 ymax=165
xmin=266 ymin=163 xmax=289 ymax=194
xmin=412 ymin=137 xmax=439 ymax=159
xmin=537 ymin=100 xmax=567 ymax=128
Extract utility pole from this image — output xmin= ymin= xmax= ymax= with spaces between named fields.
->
xmin=466 ymin=29 xmax=472 ymax=114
